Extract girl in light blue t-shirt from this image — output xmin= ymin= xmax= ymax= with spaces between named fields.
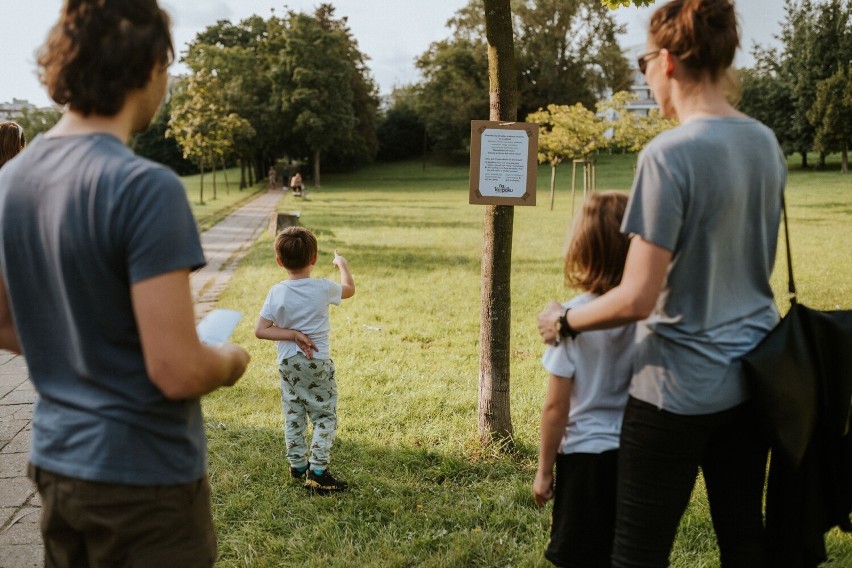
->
xmin=533 ymin=191 xmax=636 ymax=568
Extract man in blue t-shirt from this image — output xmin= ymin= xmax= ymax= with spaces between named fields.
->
xmin=0 ymin=1 xmax=250 ymax=566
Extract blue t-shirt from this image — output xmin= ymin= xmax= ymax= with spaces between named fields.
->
xmin=0 ymin=134 xmax=207 ymax=484
xmin=623 ymin=117 xmax=786 ymax=414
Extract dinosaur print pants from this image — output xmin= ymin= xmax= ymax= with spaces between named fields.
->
xmin=279 ymin=354 xmax=338 ymax=470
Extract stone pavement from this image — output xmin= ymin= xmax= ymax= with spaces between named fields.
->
xmin=0 ymin=188 xmax=286 ymax=567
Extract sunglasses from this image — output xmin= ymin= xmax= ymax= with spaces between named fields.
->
xmin=637 ymin=50 xmax=661 ymax=75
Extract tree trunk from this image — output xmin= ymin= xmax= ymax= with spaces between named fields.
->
xmin=818 ymin=151 xmax=826 ymax=169
xmin=313 ymin=149 xmax=321 ymax=188
xmin=222 ymin=157 xmax=230 ymax=193
xmin=842 ymin=142 xmax=848 ymax=174
xmin=199 ymin=159 xmax=205 ymax=205
xmin=549 ymin=164 xmax=557 ymax=211
xmin=800 ymin=150 xmax=809 ymax=169
xmin=478 ymin=0 xmax=517 ymax=447
xmin=212 ymin=162 xmax=218 ymax=200
xmin=240 ymin=159 xmax=247 ymax=190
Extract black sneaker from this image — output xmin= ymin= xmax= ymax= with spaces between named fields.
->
xmin=290 ymin=466 xmax=308 ymax=480
xmin=304 ymin=469 xmax=348 ymax=492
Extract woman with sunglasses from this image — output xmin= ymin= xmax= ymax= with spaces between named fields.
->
xmin=0 ymin=122 xmax=26 ymax=168
xmin=537 ymin=0 xmax=785 ymax=566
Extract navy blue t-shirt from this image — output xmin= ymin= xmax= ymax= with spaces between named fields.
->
xmin=0 ymin=133 xmax=207 ymax=484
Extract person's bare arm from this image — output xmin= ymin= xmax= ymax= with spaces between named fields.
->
xmin=537 ymin=236 xmax=672 ymax=344
xmin=0 ymin=273 xmax=21 ymax=354
xmin=332 ymin=250 xmax=355 ymax=299
xmin=132 ymin=269 xmax=249 ymax=400
xmin=533 ymin=373 xmax=572 ymax=507
xmin=254 ymin=316 xmax=316 ymax=357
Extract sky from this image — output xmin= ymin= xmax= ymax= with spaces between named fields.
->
xmin=1 ymin=1 xmax=786 ymax=109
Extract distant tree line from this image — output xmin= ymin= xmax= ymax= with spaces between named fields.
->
xmin=739 ymin=0 xmax=851 ymax=173
xmin=18 ymin=1 xmax=849 ymax=180
xmin=129 ymin=0 xmax=632 ymax=175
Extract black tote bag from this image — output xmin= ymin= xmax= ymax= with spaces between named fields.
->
xmin=741 ymin=195 xmax=852 ymax=468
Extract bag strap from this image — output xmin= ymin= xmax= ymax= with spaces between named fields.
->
xmin=781 ymin=193 xmax=797 ymax=305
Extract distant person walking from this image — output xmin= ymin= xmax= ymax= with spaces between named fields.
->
xmin=533 ymin=192 xmax=636 ymax=568
xmin=290 ymin=171 xmax=304 ymax=196
xmin=268 ymin=165 xmax=277 ymax=189
xmin=0 ymin=121 xmax=26 ymax=168
xmin=0 ymin=1 xmax=249 ymax=566
xmin=536 ymin=0 xmax=786 ymax=566
xmin=255 ymin=227 xmax=354 ymax=493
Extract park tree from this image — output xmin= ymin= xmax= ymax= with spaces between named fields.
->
xmin=737 ymin=48 xmax=798 ymax=155
xmin=414 ymin=0 xmax=632 ymax=162
xmin=514 ymin=0 xmax=632 ymax=118
xmin=278 ymin=5 xmax=378 ymax=186
xmin=597 ymin=90 xmax=677 ymax=153
xmin=746 ymin=0 xmax=852 ymax=167
xmin=377 ymin=87 xmax=427 ymax=162
xmin=527 ymin=103 xmax=608 ymax=209
xmin=415 ymin=38 xmax=491 ymax=160
xmin=167 ymin=70 xmax=252 ymax=203
xmin=184 ymin=15 xmax=289 ymax=183
xmin=479 ymin=0 xmax=518 ymax=446
xmin=808 ymin=65 xmax=851 ymax=173
xmin=181 ymin=7 xmax=378 ymax=183
xmin=131 ymin=97 xmax=197 ymax=176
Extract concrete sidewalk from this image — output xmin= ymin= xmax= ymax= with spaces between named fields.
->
xmin=0 ymin=188 xmax=285 ymax=567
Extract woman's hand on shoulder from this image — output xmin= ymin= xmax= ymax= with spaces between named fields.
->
xmin=537 ymin=301 xmax=564 ymax=345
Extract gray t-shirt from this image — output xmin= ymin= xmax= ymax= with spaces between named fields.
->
xmin=623 ymin=116 xmax=786 ymax=414
xmin=541 ymin=293 xmax=636 ymax=454
xmin=0 ymin=134 xmax=206 ymax=484
xmin=260 ymin=278 xmax=342 ymax=361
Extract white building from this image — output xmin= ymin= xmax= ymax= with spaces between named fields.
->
xmin=0 ymin=99 xmax=36 ymax=120
xmin=624 ymin=44 xmax=659 ymax=116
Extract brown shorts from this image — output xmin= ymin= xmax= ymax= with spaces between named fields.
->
xmin=28 ymin=463 xmax=217 ymax=568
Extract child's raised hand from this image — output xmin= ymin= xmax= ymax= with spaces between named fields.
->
xmin=332 ymin=249 xmax=348 ymax=270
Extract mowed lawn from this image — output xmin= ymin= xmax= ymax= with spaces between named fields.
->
xmin=196 ymin=154 xmax=852 ymax=567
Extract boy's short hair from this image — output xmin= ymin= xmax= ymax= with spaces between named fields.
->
xmin=564 ymin=191 xmax=630 ymax=295
xmin=38 ymin=0 xmax=174 ymax=116
xmin=275 ymin=227 xmax=317 ymax=270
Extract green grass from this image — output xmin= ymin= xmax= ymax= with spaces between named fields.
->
xmin=182 ymin=167 xmax=267 ymax=232
xmin=202 ymin=154 xmax=852 ymax=567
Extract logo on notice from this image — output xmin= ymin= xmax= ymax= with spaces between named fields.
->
xmin=493 ymin=184 xmax=513 ymax=193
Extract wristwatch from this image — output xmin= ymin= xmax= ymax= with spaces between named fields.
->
xmin=555 ymin=307 xmax=579 ymax=343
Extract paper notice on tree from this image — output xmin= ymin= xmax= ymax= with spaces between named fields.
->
xmin=469 ymin=120 xmax=538 ymax=206
xmin=196 ymin=309 xmax=243 ymax=345
xmin=478 ymin=129 xmax=529 ymax=197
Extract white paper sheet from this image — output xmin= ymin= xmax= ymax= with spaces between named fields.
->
xmin=196 ymin=309 xmax=243 ymax=345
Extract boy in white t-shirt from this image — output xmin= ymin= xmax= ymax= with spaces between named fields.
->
xmin=255 ymin=227 xmax=355 ymax=492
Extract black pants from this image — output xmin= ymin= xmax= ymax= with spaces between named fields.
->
xmin=611 ymin=397 xmax=769 ymax=568
xmin=546 ymin=450 xmax=618 ymax=568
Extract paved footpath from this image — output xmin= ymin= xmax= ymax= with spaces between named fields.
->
xmin=0 ymin=188 xmax=286 ymax=567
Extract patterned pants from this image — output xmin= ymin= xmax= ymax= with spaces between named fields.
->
xmin=279 ymin=354 xmax=338 ymax=470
